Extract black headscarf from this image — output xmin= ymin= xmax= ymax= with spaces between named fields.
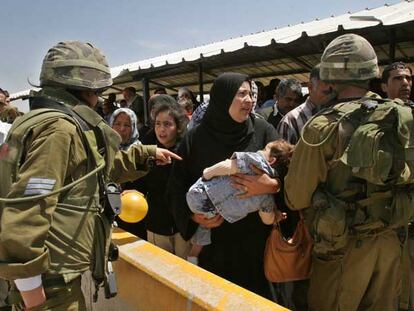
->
xmin=201 ymin=72 xmax=254 ymax=149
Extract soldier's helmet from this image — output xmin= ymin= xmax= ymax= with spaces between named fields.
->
xmin=320 ymin=34 xmax=379 ymax=82
xmin=39 ymin=41 xmax=112 ymax=91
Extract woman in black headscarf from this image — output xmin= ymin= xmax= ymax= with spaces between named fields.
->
xmin=168 ymin=72 xmax=279 ymax=297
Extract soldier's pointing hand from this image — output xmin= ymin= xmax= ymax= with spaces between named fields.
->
xmin=155 ymin=147 xmax=182 ymax=165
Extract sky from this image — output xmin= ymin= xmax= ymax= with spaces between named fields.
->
xmin=0 ymin=0 xmax=402 ymax=95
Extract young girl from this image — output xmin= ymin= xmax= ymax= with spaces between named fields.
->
xmin=131 ymin=98 xmax=191 ymax=258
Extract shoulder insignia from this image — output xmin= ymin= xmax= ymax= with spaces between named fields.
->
xmin=24 ymin=177 xmax=56 ymax=196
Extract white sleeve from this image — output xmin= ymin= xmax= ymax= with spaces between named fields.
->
xmin=14 ymin=275 xmax=42 ymax=291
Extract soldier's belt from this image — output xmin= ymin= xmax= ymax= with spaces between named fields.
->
xmin=350 ymin=221 xmax=386 ymax=235
xmin=344 ymin=190 xmax=392 ymax=209
xmin=355 ymin=190 xmax=392 ymax=207
xmin=42 ymin=275 xmax=71 ymax=288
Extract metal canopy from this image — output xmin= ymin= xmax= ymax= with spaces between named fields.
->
xmin=106 ymin=1 xmax=414 ymax=98
xmin=10 ymin=1 xmax=414 ymax=102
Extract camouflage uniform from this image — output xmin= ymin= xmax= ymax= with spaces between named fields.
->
xmin=0 ymin=41 xmax=156 ymax=310
xmin=285 ymin=34 xmax=411 ymax=311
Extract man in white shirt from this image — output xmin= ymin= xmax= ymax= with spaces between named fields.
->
xmin=122 ymin=86 xmax=145 ymax=128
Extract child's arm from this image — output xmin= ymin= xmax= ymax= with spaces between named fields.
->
xmin=203 ymin=159 xmax=238 ymax=180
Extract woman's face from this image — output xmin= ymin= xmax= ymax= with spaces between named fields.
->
xmin=155 ymin=110 xmax=178 ymax=148
xmin=112 ymin=112 xmax=132 ymax=144
xmin=228 ymin=81 xmax=253 ymax=123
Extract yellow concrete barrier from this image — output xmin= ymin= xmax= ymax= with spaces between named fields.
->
xmin=110 ymin=230 xmax=289 ymax=311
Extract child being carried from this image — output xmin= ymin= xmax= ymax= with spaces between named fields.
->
xmin=186 ymin=139 xmax=294 ymax=262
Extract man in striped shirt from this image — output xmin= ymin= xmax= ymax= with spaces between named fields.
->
xmin=277 ymin=65 xmax=330 ymax=144
xmin=257 ymin=78 xmax=302 ymax=130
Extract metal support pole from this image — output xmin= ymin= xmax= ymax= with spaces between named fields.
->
xmin=389 ymin=29 xmax=396 ymax=63
xmin=142 ymin=77 xmax=150 ymax=126
xmin=198 ymin=63 xmax=204 ymax=104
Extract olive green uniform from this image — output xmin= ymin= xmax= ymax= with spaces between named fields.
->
xmin=285 ymin=92 xmax=405 ymax=311
xmin=0 ymin=88 xmax=156 ymax=310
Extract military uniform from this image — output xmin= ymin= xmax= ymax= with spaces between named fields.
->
xmin=285 ymin=92 xmax=405 ymax=311
xmin=285 ymin=34 xmax=414 ymax=311
xmin=0 ymin=41 xmax=164 ymax=310
xmin=0 ymin=87 xmax=156 ymax=310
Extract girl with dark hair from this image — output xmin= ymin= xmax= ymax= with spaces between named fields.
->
xmin=128 ymin=99 xmax=191 ymax=258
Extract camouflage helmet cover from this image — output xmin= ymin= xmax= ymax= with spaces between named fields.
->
xmin=40 ymin=41 xmax=112 ymax=91
xmin=320 ymin=34 xmax=379 ymax=82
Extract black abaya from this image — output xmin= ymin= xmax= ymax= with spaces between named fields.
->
xmin=167 ymin=73 xmax=278 ymax=297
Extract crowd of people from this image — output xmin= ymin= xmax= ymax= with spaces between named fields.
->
xmin=0 ymin=34 xmax=414 ymax=311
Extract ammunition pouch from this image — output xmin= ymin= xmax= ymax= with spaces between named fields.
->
xmin=311 ymin=185 xmax=414 ymax=259
xmin=91 ymin=182 xmax=121 ymax=300
xmin=390 ymin=187 xmax=414 ymax=228
xmin=339 ymin=104 xmax=399 ymax=186
xmin=91 ymin=182 xmax=121 ymax=301
xmin=91 ymin=213 xmax=111 ymax=287
xmin=311 ymin=189 xmax=349 ymax=258
xmin=350 ymin=187 xmax=414 ymax=230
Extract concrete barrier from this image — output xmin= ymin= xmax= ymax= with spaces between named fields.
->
xmin=83 ymin=230 xmax=289 ymax=311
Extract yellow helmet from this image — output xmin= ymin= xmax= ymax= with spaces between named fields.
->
xmin=119 ymin=190 xmax=148 ymax=223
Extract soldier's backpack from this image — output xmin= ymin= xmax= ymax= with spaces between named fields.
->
xmin=336 ymin=97 xmax=414 ymax=228
xmin=303 ymin=96 xmax=414 ymax=258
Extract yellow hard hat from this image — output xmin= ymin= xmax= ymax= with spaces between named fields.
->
xmin=119 ymin=190 xmax=148 ymax=223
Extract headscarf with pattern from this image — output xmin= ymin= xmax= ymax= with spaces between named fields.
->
xmin=110 ymin=107 xmax=140 ymax=150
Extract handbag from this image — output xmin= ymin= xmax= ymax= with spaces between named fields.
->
xmin=264 ymin=212 xmax=313 ymax=282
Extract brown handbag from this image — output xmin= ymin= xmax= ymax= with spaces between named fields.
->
xmin=264 ymin=213 xmax=313 ymax=282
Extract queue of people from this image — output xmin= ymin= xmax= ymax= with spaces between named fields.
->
xmin=0 ymin=33 xmax=414 ymax=311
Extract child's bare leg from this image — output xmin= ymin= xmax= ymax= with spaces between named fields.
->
xmin=188 ymin=243 xmax=203 ymax=257
xmin=187 ymin=244 xmax=203 ymax=265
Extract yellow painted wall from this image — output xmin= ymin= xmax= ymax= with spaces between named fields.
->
xmin=83 ymin=230 xmax=289 ymax=311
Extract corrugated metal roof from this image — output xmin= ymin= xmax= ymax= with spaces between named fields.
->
xmin=10 ymin=89 xmax=36 ymax=101
xmin=11 ymin=1 xmax=414 ymax=100
xmin=110 ymin=1 xmax=414 ymax=80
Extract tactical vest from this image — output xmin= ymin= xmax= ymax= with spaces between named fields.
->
xmin=0 ymin=102 xmax=120 ymax=283
xmin=306 ymin=96 xmax=414 ymax=256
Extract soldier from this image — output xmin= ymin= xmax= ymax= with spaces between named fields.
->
xmin=285 ymin=33 xmax=414 ymax=310
xmin=0 ymin=41 xmax=180 ymax=310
